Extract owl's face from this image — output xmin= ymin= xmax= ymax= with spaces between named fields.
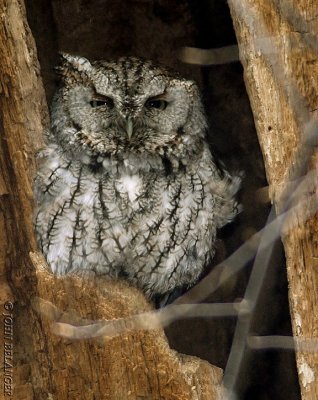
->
xmin=51 ymin=54 xmax=207 ymax=165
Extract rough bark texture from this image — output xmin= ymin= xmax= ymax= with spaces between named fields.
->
xmin=0 ymin=0 xmax=223 ymax=399
xmin=228 ymin=0 xmax=318 ymax=398
xmin=29 ymin=254 xmax=223 ymax=400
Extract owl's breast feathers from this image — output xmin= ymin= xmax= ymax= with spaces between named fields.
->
xmin=34 ymin=144 xmax=240 ymax=297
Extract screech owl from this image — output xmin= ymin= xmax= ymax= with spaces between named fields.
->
xmin=34 ymin=53 xmax=240 ymax=300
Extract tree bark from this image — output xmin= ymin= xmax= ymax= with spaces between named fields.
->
xmin=228 ymin=0 xmax=318 ymax=398
xmin=0 ymin=1 xmax=222 ymax=399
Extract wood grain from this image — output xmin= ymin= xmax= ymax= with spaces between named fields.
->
xmin=228 ymin=0 xmax=318 ymax=398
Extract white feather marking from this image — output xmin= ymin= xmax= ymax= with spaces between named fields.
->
xmin=117 ymin=175 xmax=141 ymax=202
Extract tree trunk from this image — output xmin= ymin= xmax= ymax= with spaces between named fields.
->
xmin=0 ymin=1 xmax=222 ymax=399
xmin=228 ymin=0 xmax=318 ymax=398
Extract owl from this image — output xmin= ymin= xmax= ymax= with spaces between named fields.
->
xmin=34 ymin=53 xmax=240 ymax=301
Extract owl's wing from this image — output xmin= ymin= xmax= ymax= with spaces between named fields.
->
xmin=208 ymin=170 xmax=242 ymax=229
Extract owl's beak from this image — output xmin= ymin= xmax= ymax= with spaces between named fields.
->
xmin=126 ymin=117 xmax=134 ymax=140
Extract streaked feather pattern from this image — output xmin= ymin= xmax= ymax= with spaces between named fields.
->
xmin=34 ymin=54 xmax=240 ymax=298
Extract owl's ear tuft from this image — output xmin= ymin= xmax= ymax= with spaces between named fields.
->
xmin=55 ymin=53 xmax=92 ymax=77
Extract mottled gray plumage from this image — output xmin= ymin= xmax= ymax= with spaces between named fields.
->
xmin=34 ymin=53 xmax=240 ymax=299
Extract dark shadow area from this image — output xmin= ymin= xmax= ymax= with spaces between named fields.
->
xmin=25 ymin=1 xmax=301 ymax=398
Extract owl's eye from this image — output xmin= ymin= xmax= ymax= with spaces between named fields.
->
xmin=145 ymin=98 xmax=168 ymax=110
xmin=90 ymin=97 xmax=114 ymax=109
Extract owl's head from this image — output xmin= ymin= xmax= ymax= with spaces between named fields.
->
xmin=51 ymin=53 xmax=207 ymax=169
